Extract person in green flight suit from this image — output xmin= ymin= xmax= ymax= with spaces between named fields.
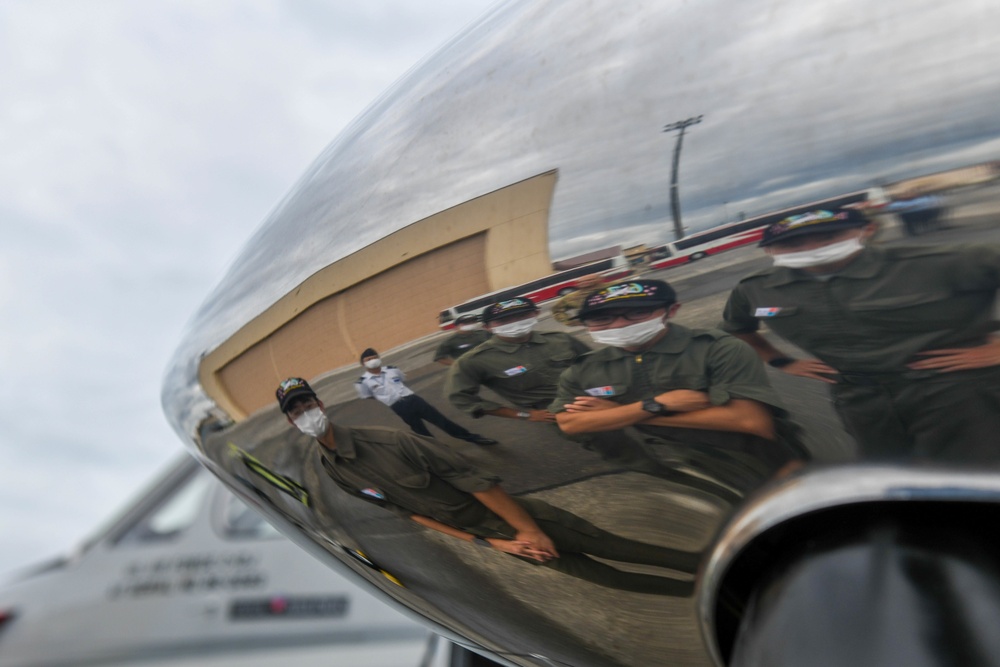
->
xmin=445 ymin=297 xmax=590 ymax=423
xmin=551 ymin=279 xmax=807 ymax=480
xmin=276 ymin=377 xmax=699 ymax=596
xmin=719 ymin=207 xmax=1000 ymax=462
xmin=550 ymin=274 xmax=607 ymax=327
xmin=434 ymin=314 xmax=491 ymax=366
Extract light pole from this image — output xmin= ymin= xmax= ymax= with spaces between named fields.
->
xmin=663 ymin=115 xmax=703 ymax=240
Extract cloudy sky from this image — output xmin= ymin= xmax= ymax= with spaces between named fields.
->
xmin=0 ymin=0 xmax=498 ymax=579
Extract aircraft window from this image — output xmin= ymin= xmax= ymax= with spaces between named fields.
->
xmin=113 ymin=468 xmax=214 ymax=545
xmin=219 ymin=494 xmax=282 ymax=540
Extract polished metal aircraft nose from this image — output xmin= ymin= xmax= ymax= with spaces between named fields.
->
xmin=164 ymin=1 xmax=1000 ymax=665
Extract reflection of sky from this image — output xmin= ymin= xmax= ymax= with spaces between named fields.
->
xmin=0 ymin=0 xmax=499 ymax=578
xmin=167 ymin=0 xmax=1000 ymax=436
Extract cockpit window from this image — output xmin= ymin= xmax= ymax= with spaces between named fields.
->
xmin=219 ymin=494 xmax=281 ymax=540
xmin=113 ymin=467 xmax=214 ymax=545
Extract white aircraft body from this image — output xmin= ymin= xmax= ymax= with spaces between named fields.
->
xmin=0 ymin=455 xmax=489 ymax=667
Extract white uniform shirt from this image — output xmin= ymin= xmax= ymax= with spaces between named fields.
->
xmin=354 ymin=366 xmax=414 ymax=406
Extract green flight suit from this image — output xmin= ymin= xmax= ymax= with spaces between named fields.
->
xmin=551 ymin=287 xmax=604 ymax=326
xmin=550 ymin=324 xmax=806 ymax=480
xmin=720 ymin=244 xmax=1000 ymax=462
xmin=445 ymin=331 xmax=591 ymax=415
xmin=433 ymin=330 xmax=491 ymax=362
xmin=318 ymin=422 xmax=695 ymax=595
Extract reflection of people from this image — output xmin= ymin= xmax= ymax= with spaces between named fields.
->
xmin=550 ymin=275 xmax=606 ymax=327
xmin=884 ymin=192 xmax=947 ymax=236
xmin=720 ymin=207 xmax=1000 ymax=462
xmin=355 ymin=349 xmax=497 ymax=446
xmin=445 ymin=298 xmax=590 ymax=423
xmin=277 ymin=377 xmax=698 ymax=596
xmin=434 ymin=314 xmax=491 ymax=366
xmin=552 ymin=280 xmax=805 ymax=473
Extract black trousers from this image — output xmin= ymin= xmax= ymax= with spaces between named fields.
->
xmin=479 ymin=499 xmax=697 ymax=597
xmin=531 ymin=519 xmax=696 ymax=597
xmin=390 ymin=394 xmax=476 ymax=439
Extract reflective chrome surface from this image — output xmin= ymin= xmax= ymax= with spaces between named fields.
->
xmin=698 ymin=465 xmax=1000 ymax=666
xmin=162 ymin=1 xmax=1000 ymax=665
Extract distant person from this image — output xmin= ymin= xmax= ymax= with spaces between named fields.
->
xmin=277 ymin=377 xmax=699 ymax=596
xmin=356 ymin=348 xmax=497 ymax=446
xmin=434 ymin=314 xmax=491 ymax=366
xmin=445 ymin=298 xmax=590 ymax=422
xmin=884 ymin=191 xmax=947 ymax=236
xmin=553 ymin=279 xmax=805 ymax=473
xmin=719 ymin=207 xmax=1000 ymax=462
xmin=550 ymin=274 xmax=607 ymax=327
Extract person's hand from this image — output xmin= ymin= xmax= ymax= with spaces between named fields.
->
xmin=908 ymin=339 xmax=1000 ymax=372
xmin=779 ymin=359 xmax=838 ymax=383
xmin=486 ymin=539 xmax=554 ymax=562
xmin=515 ymin=529 xmax=559 ymax=560
xmin=654 ymin=389 xmax=712 ymax=412
xmin=563 ymin=396 xmax=619 ymax=412
xmin=528 ymin=409 xmax=557 ymax=422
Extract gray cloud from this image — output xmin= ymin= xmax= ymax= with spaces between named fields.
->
xmin=0 ymin=0 xmax=498 ymax=578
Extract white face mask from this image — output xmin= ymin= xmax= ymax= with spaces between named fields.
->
xmin=458 ymin=324 xmax=480 ymax=332
xmin=770 ymin=238 xmax=864 ymax=268
xmin=293 ymin=408 xmax=329 ymax=438
xmin=490 ymin=316 xmax=538 ymax=338
xmin=589 ymin=317 xmax=666 ymax=347
xmin=363 ymin=358 xmax=382 ymax=369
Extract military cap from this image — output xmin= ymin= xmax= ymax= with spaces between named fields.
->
xmin=578 ymin=280 xmax=676 ymax=317
xmin=759 ymin=208 xmax=868 ymax=247
xmin=481 ymin=297 xmax=538 ymax=323
xmin=276 ymin=377 xmax=318 ymax=413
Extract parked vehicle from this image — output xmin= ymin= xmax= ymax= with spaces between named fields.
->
xmin=648 ymin=191 xmax=871 ymax=270
xmin=437 ymin=255 xmax=632 ymax=328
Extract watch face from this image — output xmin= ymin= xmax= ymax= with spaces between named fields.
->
xmin=642 ymin=399 xmax=662 ymax=414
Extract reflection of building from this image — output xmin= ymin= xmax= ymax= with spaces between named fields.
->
xmin=200 ymin=172 xmax=558 ymax=420
xmin=883 ymin=161 xmax=1000 ymax=197
xmin=551 ymin=246 xmax=622 ymax=271
xmin=623 ymin=244 xmax=650 ymax=268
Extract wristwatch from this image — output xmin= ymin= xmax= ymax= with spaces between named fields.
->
xmin=641 ymin=398 xmax=665 ymax=414
xmin=768 ymin=356 xmax=797 ymax=368
xmin=473 ymin=536 xmax=492 ymax=548
xmin=516 ymin=410 xmax=531 ymax=420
